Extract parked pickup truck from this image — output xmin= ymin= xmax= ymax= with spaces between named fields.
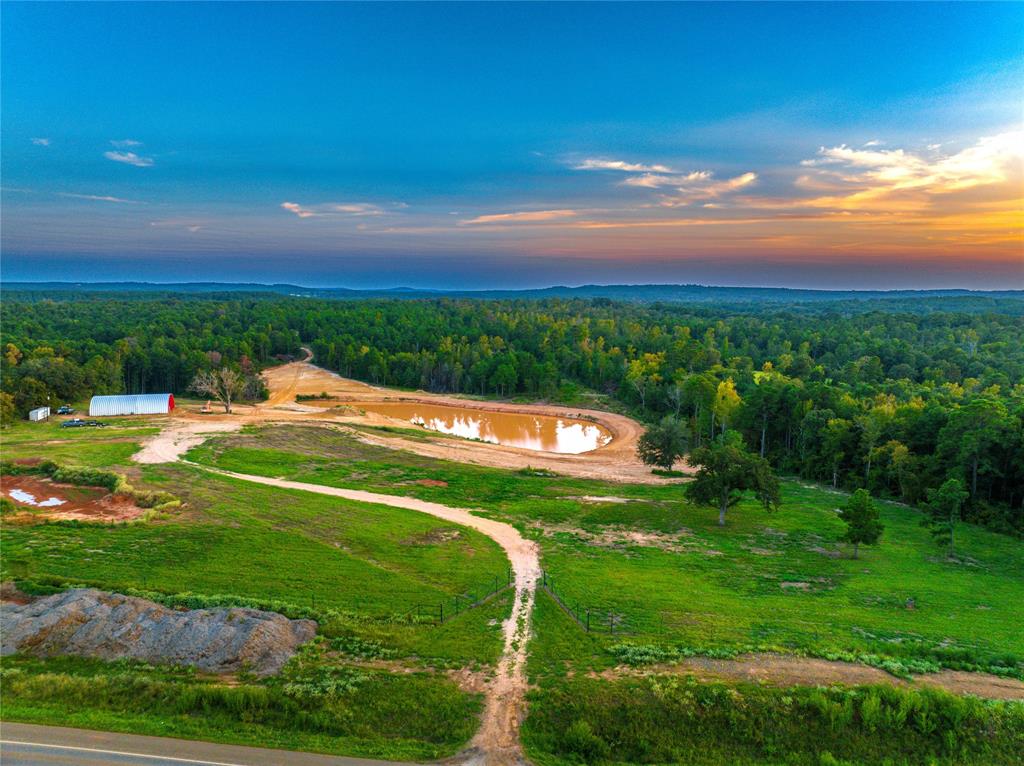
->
xmin=57 ymin=405 xmax=76 ymax=415
xmin=60 ymin=419 xmax=106 ymax=428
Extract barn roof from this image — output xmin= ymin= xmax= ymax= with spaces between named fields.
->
xmin=89 ymin=393 xmax=174 ymax=416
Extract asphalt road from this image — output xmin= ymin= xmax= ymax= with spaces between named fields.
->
xmin=0 ymin=724 xmax=417 ymax=766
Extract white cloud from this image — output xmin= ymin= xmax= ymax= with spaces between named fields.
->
xmin=575 ymin=158 xmax=674 ymax=173
xmin=622 ymin=171 xmax=711 ymax=189
xmin=281 ymin=201 xmax=316 ymax=218
xmin=31 ymin=137 xmax=50 ymax=147
xmin=330 ymin=203 xmax=386 ymax=216
xmin=800 ymin=131 xmax=1023 ymax=204
xmin=657 ymin=172 xmax=759 ymax=207
xmin=59 ymin=192 xmax=139 ymax=204
xmin=461 ymin=209 xmax=578 ymax=225
xmin=281 ymin=201 xmax=400 ymax=219
xmin=104 ymin=151 xmax=154 ymax=167
xmin=110 ymin=139 xmax=143 ymax=149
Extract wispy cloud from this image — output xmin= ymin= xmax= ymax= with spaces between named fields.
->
xmin=797 ymin=130 xmax=1022 ymax=210
xmin=621 ymin=171 xmax=711 ymax=189
xmin=461 ymin=209 xmax=578 ymax=225
xmin=658 ymin=172 xmax=759 ymax=206
xmin=104 ymin=151 xmax=154 ymax=167
xmin=574 ymin=158 xmax=674 ymax=173
xmin=281 ymin=201 xmax=400 ymax=219
xmin=110 ymin=139 xmax=143 ymax=149
xmin=149 ymin=219 xmax=201 ymax=232
xmin=573 ymin=155 xmax=758 ymax=206
xmin=58 ymin=192 xmax=140 ymax=204
xmin=31 ymin=137 xmax=50 ymax=147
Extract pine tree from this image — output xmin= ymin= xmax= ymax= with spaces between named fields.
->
xmin=838 ymin=489 xmax=883 ymax=559
xmin=922 ymin=478 xmax=968 ymax=559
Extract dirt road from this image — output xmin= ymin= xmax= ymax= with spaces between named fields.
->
xmin=194 ymin=466 xmax=539 ymax=766
xmin=598 ymin=653 xmax=1024 ymax=701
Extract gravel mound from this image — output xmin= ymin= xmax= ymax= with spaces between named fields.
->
xmin=1 ymin=588 xmax=316 ymax=675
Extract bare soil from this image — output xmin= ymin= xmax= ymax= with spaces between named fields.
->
xmin=599 ymin=653 xmax=1024 ymax=700
xmin=136 ymin=353 xmax=676 ymax=484
xmin=1 ymin=475 xmax=145 ymax=523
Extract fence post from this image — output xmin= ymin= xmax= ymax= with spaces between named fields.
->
xmin=439 ymin=602 xmax=444 ymax=624
xmin=586 ymin=608 xmax=591 ymax=632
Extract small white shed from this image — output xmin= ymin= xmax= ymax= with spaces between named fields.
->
xmin=28 ymin=406 xmax=51 ymax=422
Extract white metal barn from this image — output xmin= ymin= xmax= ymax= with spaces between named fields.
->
xmin=89 ymin=394 xmax=175 ymax=417
xmin=28 ymin=406 xmax=50 ymax=421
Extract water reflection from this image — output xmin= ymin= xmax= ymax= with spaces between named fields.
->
xmin=357 ymin=402 xmax=612 ymax=454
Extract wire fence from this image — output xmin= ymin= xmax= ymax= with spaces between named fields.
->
xmin=9 ymin=564 xmax=516 ymax=628
xmin=398 ymin=566 xmax=515 ymax=625
xmin=540 ymin=568 xmax=636 ymax=635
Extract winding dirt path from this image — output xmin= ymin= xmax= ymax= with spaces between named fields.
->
xmin=204 ymin=468 xmax=539 ymax=766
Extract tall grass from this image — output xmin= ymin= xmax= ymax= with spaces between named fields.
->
xmin=523 ymin=676 xmax=1024 ymax=766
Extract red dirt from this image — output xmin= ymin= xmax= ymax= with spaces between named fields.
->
xmin=414 ymin=479 xmax=449 ymax=487
xmin=598 ymin=653 xmax=1024 ymax=701
xmin=1 ymin=475 xmax=146 ymax=523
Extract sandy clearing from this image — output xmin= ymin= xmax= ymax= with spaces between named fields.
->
xmin=132 ymin=421 xmax=243 ymax=464
xmin=255 ymin=353 xmax=679 ymax=484
xmin=194 ymin=465 xmax=539 ymax=766
xmin=598 ymin=653 xmax=1024 ymax=700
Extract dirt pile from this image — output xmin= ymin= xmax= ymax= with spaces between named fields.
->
xmin=1 ymin=589 xmax=316 ymax=675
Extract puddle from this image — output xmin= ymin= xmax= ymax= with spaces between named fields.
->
xmin=357 ymin=401 xmax=612 ymax=454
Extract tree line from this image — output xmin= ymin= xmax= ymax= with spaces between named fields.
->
xmin=1 ymin=291 xmax=1020 ymax=534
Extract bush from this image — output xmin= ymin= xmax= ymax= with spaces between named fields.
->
xmin=561 ymin=720 xmax=610 ymax=763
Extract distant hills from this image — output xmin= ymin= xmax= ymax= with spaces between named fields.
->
xmin=5 ymin=281 xmax=1023 ymax=305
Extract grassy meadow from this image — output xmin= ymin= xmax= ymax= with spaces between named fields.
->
xmin=0 ymin=419 xmax=508 ymax=758
xmin=3 ymin=418 xmax=1023 ymax=763
xmin=191 ymin=425 xmax=1024 ymax=674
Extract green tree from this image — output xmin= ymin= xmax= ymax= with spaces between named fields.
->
xmin=838 ymin=489 xmax=883 ymax=559
xmin=712 ymin=378 xmax=742 ymax=435
xmin=922 ymin=478 xmax=969 ymax=559
xmin=686 ymin=431 xmax=780 ymax=526
xmin=637 ymin=416 xmax=689 ymax=471
xmin=0 ymin=391 xmax=16 ymax=427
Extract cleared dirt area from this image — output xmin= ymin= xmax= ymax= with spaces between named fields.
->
xmin=1 ymin=475 xmax=145 ymax=523
xmin=138 ymin=352 xmax=675 ymax=483
xmin=255 ymin=354 xmax=675 ymax=484
xmin=599 ymin=653 xmax=1024 ymax=700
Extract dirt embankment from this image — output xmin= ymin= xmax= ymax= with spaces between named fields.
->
xmin=599 ymin=653 xmax=1024 ymax=701
xmin=1 ymin=588 xmax=316 ymax=676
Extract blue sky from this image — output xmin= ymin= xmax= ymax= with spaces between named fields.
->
xmin=2 ymin=2 xmax=1022 ymax=288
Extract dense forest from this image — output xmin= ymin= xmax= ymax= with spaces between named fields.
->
xmin=2 ymin=291 xmax=1022 ymax=533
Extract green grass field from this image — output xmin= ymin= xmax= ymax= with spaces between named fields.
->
xmin=191 ymin=425 xmax=1024 ymax=673
xmin=3 ymin=419 xmax=1023 ymax=763
xmin=1 ymin=421 xmax=510 ymax=758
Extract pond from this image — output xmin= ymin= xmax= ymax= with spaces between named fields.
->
xmin=356 ymin=401 xmax=613 ymax=454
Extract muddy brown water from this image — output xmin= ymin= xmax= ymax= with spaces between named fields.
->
xmin=356 ymin=401 xmax=613 ymax=454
